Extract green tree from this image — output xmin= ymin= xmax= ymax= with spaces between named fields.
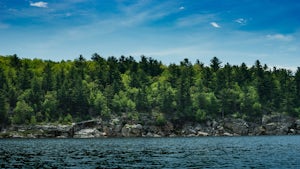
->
xmin=42 ymin=62 xmax=54 ymax=91
xmin=18 ymin=60 xmax=33 ymax=90
xmin=42 ymin=91 xmax=58 ymax=122
xmin=176 ymin=59 xmax=194 ymax=121
xmin=12 ymin=100 xmax=34 ymax=124
xmin=29 ymin=76 xmax=43 ymax=113
xmin=210 ymin=56 xmax=222 ymax=72
xmin=9 ymin=54 xmax=21 ymax=68
xmin=240 ymin=86 xmax=262 ymax=120
xmin=295 ymin=67 xmax=300 ymax=106
xmin=0 ymin=65 xmax=7 ymax=90
xmin=0 ymin=91 xmax=9 ymax=127
xmin=112 ymin=91 xmax=136 ymax=115
xmin=135 ymin=87 xmax=149 ymax=113
xmin=92 ymin=91 xmax=110 ymax=119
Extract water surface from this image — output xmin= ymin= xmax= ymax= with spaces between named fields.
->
xmin=1 ymin=136 xmax=299 ymax=168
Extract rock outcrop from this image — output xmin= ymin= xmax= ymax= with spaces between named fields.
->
xmin=73 ymin=128 xmax=106 ymax=138
xmin=121 ymin=124 xmax=143 ymax=137
xmin=223 ymin=118 xmax=249 ymax=135
xmin=261 ymin=114 xmax=296 ymax=135
xmin=1 ymin=115 xmax=300 ymax=138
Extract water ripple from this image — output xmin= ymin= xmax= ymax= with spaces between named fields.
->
xmin=1 ymin=136 xmax=300 ymax=168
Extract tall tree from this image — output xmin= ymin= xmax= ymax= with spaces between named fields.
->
xmin=295 ymin=67 xmax=300 ymax=106
xmin=0 ymin=91 xmax=9 ymax=128
xmin=210 ymin=56 xmax=222 ymax=72
xmin=42 ymin=62 xmax=54 ymax=91
xmin=176 ymin=59 xmax=194 ymax=121
xmin=18 ymin=60 xmax=33 ymax=90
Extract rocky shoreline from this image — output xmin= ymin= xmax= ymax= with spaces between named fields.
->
xmin=1 ymin=114 xmax=300 ymax=138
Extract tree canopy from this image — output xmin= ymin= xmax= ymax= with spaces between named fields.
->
xmin=0 ymin=54 xmax=299 ymax=126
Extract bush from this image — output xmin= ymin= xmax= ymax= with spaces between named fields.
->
xmin=12 ymin=100 xmax=34 ymax=124
xmin=59 ymin=113 xmax=73 ymax=125
xmin=195 ymin=109 xmax=206 ymax=122
xmin=156 ymin=113 xmax=166 ymax=126
xmin=30 ymin=116 xmax=37 ymax=125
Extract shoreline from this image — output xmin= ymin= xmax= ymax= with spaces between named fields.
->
xmin=1 ymin=114 xmax=300 ymax=139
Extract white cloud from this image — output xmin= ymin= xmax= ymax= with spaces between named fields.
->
xmin=210 ymin=22 xmax=220 ymax=28
xmin=235 ymin=18 xmax=247 ymax=25
xmin=266 ymin=34 xmax=293 ymax=41
xmin=176 ymin=14 xmax=216 ymax=27
xmin=116 ymin=1 xmax=177 ymax=27
xmin=30 ymin=1 xmax=48 ymax=8
xmin=179 ymin=6 xmax=185 ymax=10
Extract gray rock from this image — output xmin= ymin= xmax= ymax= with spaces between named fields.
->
xmin=262 ymin=114 xmax=294 ymax=125
xmin=262 ymin=115 xmax=296 ymax=135
xmin=121 ymin=124 xmax=143 ymax=137
xmin=223 ymin=132 xmax=233 ymax=136
xmin=144 ymin=132 xmax=154 ymax=137
xmin=11 ymin=133 xmax=24 ymax=138
xmin=197 ymin=131 xmax=209 ymax=136
xmin=188 ymin=129 xmax=197 ymax=135
xmin=212 ymin=120 xmax=218 ymax=129
xmin=223 ymin=118 xmax=249 ymax=135
xmin=296 ymin=119 xmax=300 ymax=130
xmin=153 ymin=134 xmax=162 ymax=137
xmin=169 ymin=134 xmax=177 ymax=137
xmin=187 ymin=134 xmax=196 ymax=137
xmin=73 ymin=128 xmax=102 ymax=138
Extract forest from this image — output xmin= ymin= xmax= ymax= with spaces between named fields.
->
xmin=0 ymin=54 xmax=300 ymax=127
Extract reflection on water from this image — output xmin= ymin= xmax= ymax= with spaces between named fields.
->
xmin=1 ymin=136 xmax=300 ymax=168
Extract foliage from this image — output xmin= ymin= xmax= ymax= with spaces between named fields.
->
xmin=12 ymin=100 xmax=34 ymax=124
xmin=155 ymin=113 xmax=167 ymax=126
xmin=0 ymin=54 xmax=299 ymax=126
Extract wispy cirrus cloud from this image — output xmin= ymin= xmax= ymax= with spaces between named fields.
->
xmin=114 ymin=1 xmax=179 ymax=27
xmin=176 ymin=14 xmax=216 ymax=27
xmin=266 ymin=34 xmax=293 ymax=41
xmin=235 ymin=18 xmax=247 ymax=25
xmin=210 ymin=22 xmax=220 ymax=28
xmin=30 ymin=1 xmax=48 ymax=8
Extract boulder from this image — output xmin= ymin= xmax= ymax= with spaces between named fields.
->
xmin=121 ymin=124 xmax=143 ymax=137
xmin=223 ymin=132 xmax=233 ymax=136
xmin=153 ymin=134 xmax=162 ymax=137
xmin=264 ymin=123 xmax=289 ymax=135
xmin=197 ymin=131 xmax=209 ymax=136
xmin=187 ymin=134 xmax=196 ymax=137
xmin=36 ymin=124 xmax=73 ymax=138
xmin=262 ymin=115 xmax=296 ymax=135
xmin=11 ymin=133 xmax=24 ymax=138
xmin=169 ymin=133 xmax=177 ymax=137
xmin=296 ymin=119 xmax=300 ymax=130
xmin=223 ymin=118 xmax=249 ymax=135
xmin=144 ymin=132 xmax=154 ymax=137
xmin=262 ymin=114 xmax=294 ymax=125
xmin=73 ymin=128 xmax=103 ymax=138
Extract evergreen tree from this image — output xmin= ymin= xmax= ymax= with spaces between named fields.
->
xmin=1 ymin=54 xmax=300 ymax=125
xmin=42 ymin=62 xmax=54 ymax=91
xmin=0 ymin=91 xmax=9 ymax=127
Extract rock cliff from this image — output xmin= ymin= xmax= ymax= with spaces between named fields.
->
xmin=1 ymin=114 xmax=299 ymax=138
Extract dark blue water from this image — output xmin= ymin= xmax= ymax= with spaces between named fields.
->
xmin=0 ymin=136 xmax=299 ymax=168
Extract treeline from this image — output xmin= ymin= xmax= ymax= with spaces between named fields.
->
xmin=0 ymin=54 xmax=300 ymax=127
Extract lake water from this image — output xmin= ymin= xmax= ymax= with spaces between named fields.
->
xmin=0 ymin=136 xmax=300 ymax=168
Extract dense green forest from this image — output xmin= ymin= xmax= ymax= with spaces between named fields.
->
xmin=0 ymin=54 xmax=300 ymax=127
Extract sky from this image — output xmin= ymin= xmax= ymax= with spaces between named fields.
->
xmin=0 ymin=0 xmax=300 ymax=70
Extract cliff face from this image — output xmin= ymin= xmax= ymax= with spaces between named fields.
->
xmin=1 ymin=115 xmax=300 ymax=138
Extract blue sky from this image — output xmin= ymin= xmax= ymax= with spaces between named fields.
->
xmin=0 ymin=0 xmax=300 ymax=70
